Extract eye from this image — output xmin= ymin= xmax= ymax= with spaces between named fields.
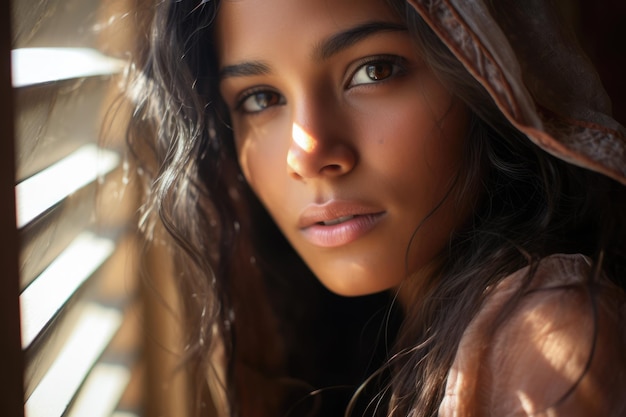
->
xmin=348 ymin=56 xmax=406 ymax=87
xmin=238 ymin=90 xmax=284 ymax=113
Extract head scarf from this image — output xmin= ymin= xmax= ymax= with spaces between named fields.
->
xmin=408 ymin=0 xmax=626 ymax=186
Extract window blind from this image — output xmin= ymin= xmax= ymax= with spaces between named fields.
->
xmin=10 ymin=0 xmax=143 ymax=415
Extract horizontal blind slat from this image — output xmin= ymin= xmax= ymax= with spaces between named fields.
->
xmin=20 ymin=231 xmax=115 ymax=348
xmin=67 ymin=363 xmax=131 ymax=417
xmin=24 ymin=302 xmax=123 ymax=417
xmin=14 ymin=76 xmax=117 ymax=182
xmin=12 ymin=48 xmax=124 ymax=87
xmin=19 ymin=183 xmax=97 ymax=290
xmin=15 ymin=144 xmax=119 ymax=228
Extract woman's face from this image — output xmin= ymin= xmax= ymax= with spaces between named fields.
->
xmin=216 ymin=0 xmax=471 ymax=296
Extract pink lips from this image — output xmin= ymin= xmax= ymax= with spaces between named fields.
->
xmin=298 ymin=201 xmax=385 ymax=248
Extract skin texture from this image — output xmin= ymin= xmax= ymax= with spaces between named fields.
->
xmin=216 ymin=0 xmax=471 ymax=296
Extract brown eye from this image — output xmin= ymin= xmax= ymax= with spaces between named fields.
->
xmin=365 ymin=63 xmax=393 ymax=81
xmin=240 ymin=90 xmax=284 ymax=113
xmin=348 ymin=56 xmax=406 ymax=87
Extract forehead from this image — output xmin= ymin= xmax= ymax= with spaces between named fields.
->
xmin=215 ymin=0 xmax=399 ymax=65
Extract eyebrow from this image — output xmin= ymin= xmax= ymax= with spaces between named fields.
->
xmin=313 ymin=21 xmax=407 ymax=61
xmin=219 ymin=61 xmax=271 ymax=80
xmin=219 ymin=20 xmax=407 ymax=81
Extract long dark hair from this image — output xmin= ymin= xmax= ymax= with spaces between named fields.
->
xmin=126 ymin=1 xmax=626 ymax=416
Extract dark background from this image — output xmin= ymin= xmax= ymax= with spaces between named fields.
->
xmin=574 ymin=0 xmax=626 ymax=125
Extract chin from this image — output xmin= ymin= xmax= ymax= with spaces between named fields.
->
xmin=316 ymin=271 xmax=400 ymax=298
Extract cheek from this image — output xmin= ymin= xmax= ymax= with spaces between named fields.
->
xmin=235 ymin=122 xmax=289 ymax=211
xmin=363 ymin=91 xmax=467 ymax=191
xmin=417 ymin=101 xmax=468 ymax=178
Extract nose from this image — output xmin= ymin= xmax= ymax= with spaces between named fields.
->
xmin=287 ymin=114 xmax=357 ymax=180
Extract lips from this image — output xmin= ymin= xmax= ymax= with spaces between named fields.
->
xmin=298 ymin=201 xmax=385 ymax=247
xmin=319 ymin=215 xmax=355 ymax=226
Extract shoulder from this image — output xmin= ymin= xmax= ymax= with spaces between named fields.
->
xmin=440 ymin=254 xmax=626 ymax=417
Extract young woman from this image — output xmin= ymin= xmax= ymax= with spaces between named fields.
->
xmin=127 ymin=0 xmax=626 ymax=415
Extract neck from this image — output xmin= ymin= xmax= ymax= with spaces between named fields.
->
xmin=394 ymin=261 xmax=441 ymax=313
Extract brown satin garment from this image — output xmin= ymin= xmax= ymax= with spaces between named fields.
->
xmin=440 ymin=254 xmax=626 ymax=416
xmin=407 ymin=0 xmax=626 ymax=186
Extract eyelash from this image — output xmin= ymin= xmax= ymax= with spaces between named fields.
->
xmin=234 ymin=86 xmax=284 ymax=115
xmin=233 ymin=54 xmax=408 ymax=115
xmin=346 ymin=54 xmax=408 ymax=88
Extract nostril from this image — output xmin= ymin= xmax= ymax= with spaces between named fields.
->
xmin=288 ymin=169 xmax=303 ymax=180
xmin=321 ymin=164 xmax=344 ymax=175
xmin=286 ymin=130 xmax=357 ymax=179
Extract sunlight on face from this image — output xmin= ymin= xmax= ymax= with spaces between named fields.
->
xmin=216 ymin=0 xmax=473 ymax=296
xmin=292 ymin=124 xmax=318 ymax=154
